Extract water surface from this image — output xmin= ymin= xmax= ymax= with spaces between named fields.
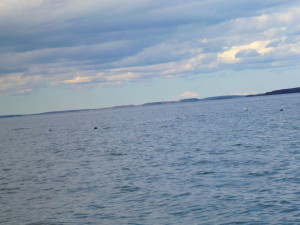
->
xmin=1 ymin=94 xmax=300 ymax=224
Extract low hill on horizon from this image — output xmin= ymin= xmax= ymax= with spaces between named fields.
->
xmin=247 ymin=87 xmax=300 ymax=97
xmin=1 ymin=86 xmax=299 ymax=118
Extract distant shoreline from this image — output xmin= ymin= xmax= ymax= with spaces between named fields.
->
xmin=1 ymin=86 xmax=299 ymax=118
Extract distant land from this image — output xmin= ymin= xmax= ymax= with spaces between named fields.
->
xmin=1 ymin=87 xmax=299 ymax=118
xmin=247 ymin=87 xmax=300 ymax=97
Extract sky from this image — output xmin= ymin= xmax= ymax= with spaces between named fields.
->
xmin=1 ymin=0 xmax=300 ymax=115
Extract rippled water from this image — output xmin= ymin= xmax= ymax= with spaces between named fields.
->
xmin=1 ymin=94 xmax=300 ymax=225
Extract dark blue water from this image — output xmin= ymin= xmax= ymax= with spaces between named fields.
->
xmin=1 ymin=94 xmax=300 ymax=225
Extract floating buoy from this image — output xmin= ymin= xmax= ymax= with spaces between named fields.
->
xmin=94 ymin=127 xmax=98 ymax=129
xmin=280 ymin=108 xmax=284 ymax=111
xmin=244 ymin=108 xmax=248 ymax=111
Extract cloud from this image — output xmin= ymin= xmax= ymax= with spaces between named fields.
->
xmin=0 ymin=73 xmax=42 ymax=96
xmin=0 ymin=0 xmax=300 ymax=96
xmin=218 ymin=40 xmax=273 ymax=63
xmin=179 ymin=91 xmax=199 ymax=98
xmin=235 ymin=50 xmax=261 ymax=58
xmin=63 ymin=76 xmax=93 ymax=84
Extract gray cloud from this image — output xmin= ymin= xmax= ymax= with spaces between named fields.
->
xmin=236 ymin=50 xmax=260 ymax=58
xmin=0 ymin=0 xmax=300 ymax=95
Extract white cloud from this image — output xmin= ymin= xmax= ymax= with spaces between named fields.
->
xmin=0 ymin=73 xmax=42 ymax=96
xmin=218 ymin=40 xmax=273 ymax=64
xmin=179 ymin=91 xmax=199 ymax=98
xmin=63 ymin=76 xmax=92 ymax=84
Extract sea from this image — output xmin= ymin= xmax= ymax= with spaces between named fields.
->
xmin=1 ymin=93 xmax=300 ymax=225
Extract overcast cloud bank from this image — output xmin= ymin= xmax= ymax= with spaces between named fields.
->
xmin=1 ymin=0 xmax=300 ymax=96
